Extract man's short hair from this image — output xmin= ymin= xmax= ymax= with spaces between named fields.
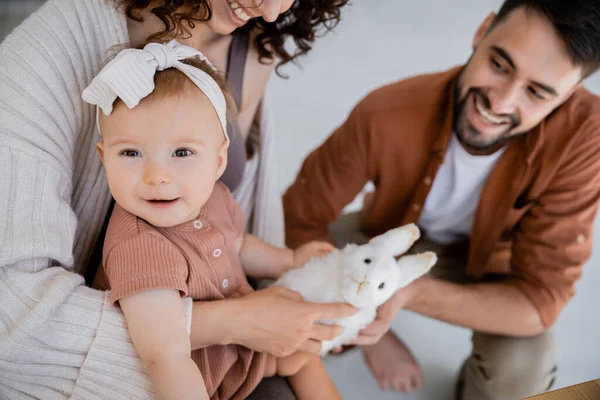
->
xmin=493 ymin=0 xmax=600 ymax=78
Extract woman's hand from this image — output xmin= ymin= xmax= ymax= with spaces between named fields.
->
xmin=224 ymin=285 xmax=357 ymax=357
xmin=292 ymin=241 xmax=335 ymax=269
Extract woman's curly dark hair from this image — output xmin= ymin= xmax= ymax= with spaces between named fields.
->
xmin=116 ymin=0 xmax=349 ymax=75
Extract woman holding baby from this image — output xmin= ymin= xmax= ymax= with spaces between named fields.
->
xmin=0 ymin=0 xmax=354 ymax=398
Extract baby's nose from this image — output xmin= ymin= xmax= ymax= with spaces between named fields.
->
xmin=144 ymin=164 xmax=170 ymax=185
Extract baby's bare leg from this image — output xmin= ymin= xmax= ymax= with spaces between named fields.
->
xmin=276 ymin=353 xmax=341 ymax=400
xmin=263 ymin=355 xmax=277 ymax=378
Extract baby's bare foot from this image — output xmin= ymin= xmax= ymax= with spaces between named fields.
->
xmin=362 ymin=330 xmax=423 ymax=392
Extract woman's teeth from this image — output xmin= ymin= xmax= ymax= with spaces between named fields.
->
xmin=475 ymin=96 xmax=506 ymax=125
xmin=228 ymin=0 xmax=251 ymax=21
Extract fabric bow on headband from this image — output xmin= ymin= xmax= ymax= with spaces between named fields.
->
xmin=82 ymin=40 xmax=229 ymax=143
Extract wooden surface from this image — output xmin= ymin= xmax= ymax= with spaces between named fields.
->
xmin=524 ymin=379 xmax=600 ymax=399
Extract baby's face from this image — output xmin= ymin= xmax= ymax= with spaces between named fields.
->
xmin=98 ymin=91 xmax=228 ymax=227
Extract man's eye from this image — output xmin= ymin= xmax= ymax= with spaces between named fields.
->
xmin=120 ymin=149 xmax=140 ymax=157
xmin=528 ymin=86 xmax=545 ymax=100
xmin=173 ymin=148 xmax=193 ymax=158
xmin=491 ymin=58 xmax=507 ymax=73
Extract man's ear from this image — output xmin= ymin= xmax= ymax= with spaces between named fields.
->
xmin=473 ymin=12 xmax=496 ymax=51
xmin=216 ymin=141 xmax=228 ymax=180
xmin=555 ymin=81 xmax=584 ymax=109
xmin=567 ymin=82 xmax=583 ymax=98
xmin=96 ymin=141 xmax=105 ymax=164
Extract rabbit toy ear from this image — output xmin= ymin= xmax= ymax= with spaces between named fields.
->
xmin=396 ymin=252 xmax=437 ymax=288
xmin=368 ymin=224 xmax=421 ymax=257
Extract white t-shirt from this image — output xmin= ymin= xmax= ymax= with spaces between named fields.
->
xmin=418 ymin=133 xmax=505 ymax=244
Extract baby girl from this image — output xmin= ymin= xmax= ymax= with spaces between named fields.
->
xmin=83 ymin=41 xmax=343 ymax=400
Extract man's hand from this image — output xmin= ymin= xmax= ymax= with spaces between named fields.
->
xmin=292 ymin=241 xmax=335 ymax=269
xmin=353 ymin=281 xmax=419 ymax=346
xmin=226 ymin=285 xmax=357 ymax=357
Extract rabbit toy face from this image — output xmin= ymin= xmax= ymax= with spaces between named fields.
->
xmin=340 ymin=224 xmax=437 ymax=309
xmin=340 ymin=244 xmax=402 ymax=308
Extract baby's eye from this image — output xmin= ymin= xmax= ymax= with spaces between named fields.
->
xmin=364 ymin=258 xmax=372 ymax=264
xmin=120 ymin=149 xmax=141 ymax=157
xmin=173 ymin=148 xmax=194 ymax=158
xmin=378 ymin=282 xmax=385 ymax=290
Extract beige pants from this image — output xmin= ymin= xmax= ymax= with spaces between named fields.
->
xmin=330 ymin=212 xmax=557 ymax=400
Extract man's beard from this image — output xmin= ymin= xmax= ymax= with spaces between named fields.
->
xmin=453 ymin=84 xmax=523 ymax=152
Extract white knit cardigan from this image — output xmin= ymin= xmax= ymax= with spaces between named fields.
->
xmin=0 ymin=0 xmax=284 ymax=398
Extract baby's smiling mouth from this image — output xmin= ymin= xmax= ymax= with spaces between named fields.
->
xmin=145 ymin=198 xmax=180 ymax=206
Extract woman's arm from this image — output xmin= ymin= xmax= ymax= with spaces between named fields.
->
xmin=0 ymin=4 xmax=180 ymax=397
xmin=119 ymin=290 xmax=209 ymax=400
xmin=189 ymin=285 xmax=357 ymax=356
xmin=0 ymin=147 xmax=168 ymax=399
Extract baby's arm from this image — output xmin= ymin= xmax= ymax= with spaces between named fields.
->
xmin=119 ymin=289 xmax=209 ymax=400
xmin=236 ymin=234 xmax=334 ymax=279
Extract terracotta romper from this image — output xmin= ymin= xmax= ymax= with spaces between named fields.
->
xmin=97 ymin=183 xmax=273 ymax=400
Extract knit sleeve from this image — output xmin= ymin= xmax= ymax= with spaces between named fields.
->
xmin=0 ymin=148 xmax=193 ymax=400
xmin=0 ymin=2 xmax=193 ymax=399
xmin=104 ymin=233 xmax=190 ymax=305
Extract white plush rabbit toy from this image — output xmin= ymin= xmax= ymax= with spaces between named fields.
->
xmin=275 ymin=223 xmax=437 ymax=355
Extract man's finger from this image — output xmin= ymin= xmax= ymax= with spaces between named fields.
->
xmin=310 ymin=323 xmax=343 ymax=341
xmin=329 ymin=346 xmax=344 ymax=354
xmin=359 ymin=320 xmax=386 ymax=336
xmin=313 ymin=302 xmax=357 ymax=319
xmin=374 ymin=309 xmax=393 ymax=322
xmin=358 ymin=326 xmax=377 ymax=336
xmin=299 ymin=339 xmax=322 ymax=354
xmin=352 ymin=334 xmax=379 ymax=346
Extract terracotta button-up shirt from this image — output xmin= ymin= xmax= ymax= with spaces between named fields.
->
xmin=284 ymin=66 xmax=600 ymax=327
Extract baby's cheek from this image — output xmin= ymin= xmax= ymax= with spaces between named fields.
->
xmin=187 ymin=181 xmax=215 ymax=207
xmin=105 ymin=169 xmax=134 ymax=205
xmin=104 ymin=159 xmax=124 ymax=184
xmin=104 ymin=168 xmax=119 ymax=194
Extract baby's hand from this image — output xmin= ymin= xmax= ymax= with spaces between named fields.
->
xmin=292 ymin=241 xmax=335 ymax=269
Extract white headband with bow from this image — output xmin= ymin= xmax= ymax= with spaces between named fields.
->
xmin=82 ymin=40 xmax=229 ymax=144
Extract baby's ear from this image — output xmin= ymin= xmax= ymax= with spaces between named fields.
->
xmin=369 ymin=224 xmax=420 ymax=257
xmin=96 ymin=142 xmax=105 ymax=164
xmin=396 ymin=252 xmax=437 ymax=288
xmin=216 ymin=141 xmax=228 ymax=180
